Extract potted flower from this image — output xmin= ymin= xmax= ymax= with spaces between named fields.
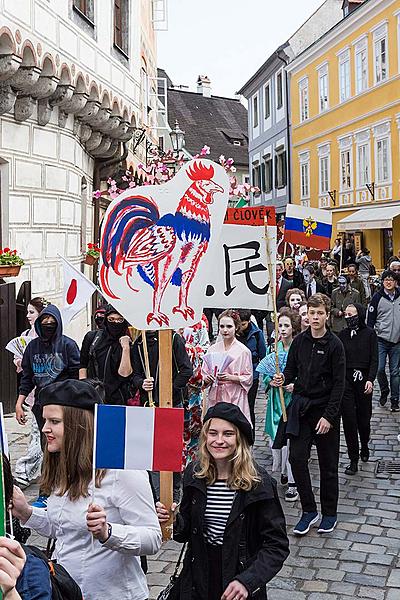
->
xmin=84 ymin=243 xmax=101 ymax=265
xmin=0 ymin=247 xmax=24 ymax=277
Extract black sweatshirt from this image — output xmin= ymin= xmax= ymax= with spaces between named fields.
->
xmin=338 ymin=326 xmax=378 ymax=382
xmin=283 ymin=327 xmax=345 ymax=424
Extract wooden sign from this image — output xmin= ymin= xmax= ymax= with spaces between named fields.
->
xmin=224 ymin=205 xmax=276 ymax=226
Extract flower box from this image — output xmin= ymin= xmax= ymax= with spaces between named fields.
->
xmin=84 ymin=254 xmax=98 ymax=266
xmin=0 ymin=265 xmax=21 ymax=277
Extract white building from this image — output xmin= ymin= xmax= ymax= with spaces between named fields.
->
xmin=0 ymin=0 xmax=163 ymax=342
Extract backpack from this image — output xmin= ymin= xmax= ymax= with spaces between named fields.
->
xmin=24 ymin=545 xmax=83 ymax=600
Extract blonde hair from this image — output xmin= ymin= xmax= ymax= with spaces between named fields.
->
xmin=195 ymin=419 xmax=261 ymax=491
xmin=40 ymin=406 xmax=105 ymax=501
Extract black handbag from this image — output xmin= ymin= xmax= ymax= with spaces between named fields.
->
xmin=157 ymin=543 xmax=187 ymax=600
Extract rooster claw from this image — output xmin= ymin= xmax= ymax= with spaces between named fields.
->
xmin=172 ymin=306 xmax=195 ymax=320
xmin=146 ymin=312 xmax=170 ymax=327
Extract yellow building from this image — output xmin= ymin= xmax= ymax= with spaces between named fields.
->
xmin=288 ymin=0 xmax=400 ymax=268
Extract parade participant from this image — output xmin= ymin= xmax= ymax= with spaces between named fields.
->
xmin=355 ymin=248 xmax=372 ymax=299
xmin=179 ymin=316 xmax=210 ymax=466
xmin=294 ymin=246 xmax=307 ymax=270
xmin=273 ymin=293 xmax=345 ymax=535
xmin=93 ymin=306 xmax=106 ymax=329
xmin=12 ymin=380 xmax=162 ymax=600
xmin=301 ymin=265 xmax=325 ymax=299
xmin=342 ymin=240 xmax=356 ymax=268
xmin=285 ymin=288 xmax=305 ymax=312
xmin=276 ymin=261 xmax=292 ymax=311
xmin=367 ymin=270 xmax=400 ymax=412
xmin=315 ymin=255 xmax=329 ymax=281
xmin=322 ymin=262 xmax=338 ymax=298
xmin=79 ymin=304 xmax=134 ymax=405
xmin=331 ymin=238 xmax=342 ymax=266
xmin=387 ymin=258 xmax=400 ymax=282
xmin=347 ymin=264 xmax=367 ymax=305
xmin=257 ymin=308 xmax=301 ymax=502
xmin=237 ymin=309 xmax=267 ymax=429
xmin=156 ymin=402 xmax=289 ymax=600
xmin=298 ymin=301 xmax=310 ymax=332
xmin=283 ymin=256 xmax=304 ymax=288
xmin=13 ymin=298 xmax=47 ymax=488
xmin=330 ymin=275 xmax=360 ymax=333
xmin=203 ymin=310 xmax=253 ymax=424
xmin=338 ymin=304 xmax=378 ymax=475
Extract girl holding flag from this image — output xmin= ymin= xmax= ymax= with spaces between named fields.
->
xmin=11 ymin=379 xmax=161 ymax=600
xmin=257 ymin=308 xmax=301 ymax=502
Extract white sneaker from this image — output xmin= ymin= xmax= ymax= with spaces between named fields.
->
xmin=285 ymin=486 xmax=299 ymax=502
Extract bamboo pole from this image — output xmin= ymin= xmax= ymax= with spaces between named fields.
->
xmin=159 ymin=329 xmax=174 ymax=541
xmin=264 ymin=221 xmax=287 ymax=422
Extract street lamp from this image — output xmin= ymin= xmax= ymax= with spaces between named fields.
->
xmin=169 ymin=119 xmax=185 ymax=154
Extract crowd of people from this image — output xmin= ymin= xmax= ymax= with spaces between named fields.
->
xmin=1 ymin=241 xmax=399 ymax=599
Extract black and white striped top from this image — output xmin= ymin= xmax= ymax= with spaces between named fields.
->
xmin=204 ymin=480 xmax=236 ymax=546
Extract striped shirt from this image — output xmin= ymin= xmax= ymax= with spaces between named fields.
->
xmin=204 ymin=480 xmax=236 ymax=546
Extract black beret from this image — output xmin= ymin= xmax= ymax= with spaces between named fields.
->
xmin=38 ymin=379 xmax=101 ymax=411
xmin=204 ymin=402 xmax=254 ymax=446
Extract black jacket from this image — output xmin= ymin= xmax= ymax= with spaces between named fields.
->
xmin=132 ymin=332 xmax=193 ymax=406
xmin=300 ymin=279 xmax=326 ymax=299
xmin=276 ymin=277 xmax=292 ymax=311
xmin=283 ymin=327 xmax=345 ymax=424
xmin=174 ymin=462 xmax=289 ymax=600
xmin=282 ymin=269 xmax=304 ymax=289
xmin=338 ymin=304 xmax=378 ymax=382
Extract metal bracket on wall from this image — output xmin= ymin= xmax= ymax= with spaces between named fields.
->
xmin=328 ymin=190 xmax=337 ymax=206
xmin=366 ymin=182 xmax=375 ymax=201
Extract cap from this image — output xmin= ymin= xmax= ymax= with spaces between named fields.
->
xmin=38 ymin=379 xmax=101 ymax=411
xmin=204 ymin=402 xmax=253 ymax=445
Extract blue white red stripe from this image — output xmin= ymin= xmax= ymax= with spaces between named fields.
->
xmin=95 ymin=405 xmax=184 ymax=472
xmin=284 ymin=205 xmax=332 ymax=251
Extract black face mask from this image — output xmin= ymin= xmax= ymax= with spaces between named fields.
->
xmin=41 ymin=322 xmax=57 ymax=339
xmin=94 ymin=315 xmax=105 ymax=328
xmin=345 ymin=315 xmax=359 ymax=330
xmin=107 ymin=321 xmax=126 ymax=338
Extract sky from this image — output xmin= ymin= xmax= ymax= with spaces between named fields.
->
xmin=157 ymin=0 xmax=326 ymax=98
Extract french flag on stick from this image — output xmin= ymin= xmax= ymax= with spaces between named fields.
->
xmin=284 ymin=204 xmax=332 ymax=251
xmin=95 ymin=405 xmax=184 ymax=472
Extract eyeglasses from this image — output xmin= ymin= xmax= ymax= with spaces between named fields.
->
xmin=107 ymin=317 xmax=124 ymax=323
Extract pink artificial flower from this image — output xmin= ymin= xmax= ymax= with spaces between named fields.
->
xmin=230 ymin=166 xmax=237 ymax=173
xmin=219 ymin=155 xmax=225 ymax=163
xmin=200 ymin=145 xmax=210 ymax=156
xmin=93 ymin=190 xmax=102 ymax=199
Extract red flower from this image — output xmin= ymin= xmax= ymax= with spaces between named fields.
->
xmin=0 ymin=250 xmax=2 ymax=255
xmin=12 ymin=250 xmax=17 ymax=255
xmin=88 ymin=243 xmax=94 ymax=249
xmin=3 ymin=247 xmax=10 ymax=253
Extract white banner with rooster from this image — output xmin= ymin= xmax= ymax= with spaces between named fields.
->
xmin=205 ymin=225 xmax=276 ymax=310
xmin=99 ymin=159 xmax=229 ymax=330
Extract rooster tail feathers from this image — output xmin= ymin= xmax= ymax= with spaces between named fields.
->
xmin=99 ymin=264 xmax=119 ymax=300
xmin=101 ymin=195 xmax=159 ymax=271
xmin=187 ymin=161 xmax=214 ymax=182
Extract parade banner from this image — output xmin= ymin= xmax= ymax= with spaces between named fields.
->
xmin=206 ymin=224 xmax=277 ymax=310
xmin=95 ymin=405 xmax=184 ymax=472
xmin=99 ymin=159 xmax=229 ymax=330
xmin=284 ymin=204 xmax=332 ymax=251
xmin=224 ymin=205 xmax=276 ymax=226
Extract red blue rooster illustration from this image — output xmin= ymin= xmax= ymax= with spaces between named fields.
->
xmin=100 ymin=161 xmax=224 ymax=326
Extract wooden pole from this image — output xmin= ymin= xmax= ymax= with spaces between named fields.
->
xmin=339 ymin=235 xmax=344 ymax=274
xmin=141 ymin=330 xmax=154 ymax=407
xmin=264 ymin=221 xmax=287 ymax=422
xmin=159 ymin=329 xmax=174 ymax=541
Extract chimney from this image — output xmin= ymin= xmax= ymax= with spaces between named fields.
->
xmin=197 ymin=75 xmax=211 ymax=98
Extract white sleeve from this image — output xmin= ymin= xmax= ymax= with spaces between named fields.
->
xmin=24 ymin=506 xmax=58 ymax=539
xmin=102 ymin=470 xmax=162 ymax=556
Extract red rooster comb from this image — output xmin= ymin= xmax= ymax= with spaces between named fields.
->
xmin=187 ymin=161 xmax=214 ymax=182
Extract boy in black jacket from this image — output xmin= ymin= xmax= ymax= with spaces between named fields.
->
xmin=273 ymin=293 xmax=345 ymax=536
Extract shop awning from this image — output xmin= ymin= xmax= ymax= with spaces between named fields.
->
xmin=337 ymin=206 xmax=400 ymax=232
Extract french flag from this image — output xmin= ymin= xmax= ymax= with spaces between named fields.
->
xmin=284 ymin=205 xmax=332 ymax=251
xmin=95 ymin=405 xmax=184 ymax=472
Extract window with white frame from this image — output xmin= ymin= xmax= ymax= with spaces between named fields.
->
xmin=299 ymin=152 xmax=310 ymax=200
xmin=319 ymin=156 xmax=329 ymax=195
xmin=357 ymin=143 xmax=370 ymax=187
xmin=340 ymin=149 xmax=352 ymax=191
xmin=263 ymin=154 xmax=273 ymax=193
xmin=373 ymin=24 xmax=388 ymax=84
xmin=355 ymin=38 xmax=368 ymax=94
xmin=339 ymin=50 xmax=351 ymax=102
xmin=252 ymin=161 xmax=261 ymax=193
xmin=299 ymin=78 xmax=309 ymax=122
xmin=318 ymin=65 xmax=329 ymax=112
xmin=264 ymin=84 xmax=270 ymax=120
xmin=376 ymin=137 xmax=390 ymax=182
xmin=253 ymin=94 xmax=259 ymax=128
xmin=275 ymin=147 xmax=287 ymax=189
xmin=277 ymin=71 xmax=283 ymax=109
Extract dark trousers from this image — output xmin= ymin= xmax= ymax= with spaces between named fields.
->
xmin=207 ymin=543 xmax=223 ymax=600
xmin=204 ymin=308 xmax=223 ymax=340
xmin=31 ymin=402 xmax=46 ymax=451
xmin=341 ymin=373 xmax=372 ymax=461
xmin=247 ymin=378 xmax=259 ymax=430
xmin=289 ymin=408 xmax=340 ymax=516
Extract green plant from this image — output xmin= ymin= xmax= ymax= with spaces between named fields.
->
xmin=86 ymin=243 xmax=101 ymax=259
xmin=0 ymin=247 xmax=24 ymax=266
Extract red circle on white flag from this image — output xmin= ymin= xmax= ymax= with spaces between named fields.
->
xmin=66 ymin=279 xmax=78 ymax=305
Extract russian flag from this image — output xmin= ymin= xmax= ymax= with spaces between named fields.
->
xmin=284 ymin=205 xmax=332 ymax=251
xmin=95 ymin=405 xmax=184 ymax=472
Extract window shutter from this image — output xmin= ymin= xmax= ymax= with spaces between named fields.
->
xmin=282 ymin=151 xmax=287 ymax=186
xmin=114 ymin=0 xmax=122 ymax=49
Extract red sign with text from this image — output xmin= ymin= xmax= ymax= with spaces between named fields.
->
xmin=224 ymin=205 xmax=276 ymax=226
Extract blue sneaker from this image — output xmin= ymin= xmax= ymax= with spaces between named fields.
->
xmin=293 ymin=511 xmax=319 ymax=536
xmin=31 ymin=495 xmax=48 ymax=509
xmin=318 ymin=515 xmax=337 ymax=534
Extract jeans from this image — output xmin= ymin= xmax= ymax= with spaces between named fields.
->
xmin=377 ymin=338 xmax=400 ymax=403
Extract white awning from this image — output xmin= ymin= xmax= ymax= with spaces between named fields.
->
xmin=337 ymin=206 xmax=400 ymax=232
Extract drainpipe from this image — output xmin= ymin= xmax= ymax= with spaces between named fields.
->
xmin=276 ymin=49 xmax=292 ymax=213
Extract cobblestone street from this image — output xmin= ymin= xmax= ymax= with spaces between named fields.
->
xmin=5 ymin=386 xmax=400 ymax=599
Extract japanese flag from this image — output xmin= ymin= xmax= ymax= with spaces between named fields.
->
xmin=60 ymin=256 xmax=98 ymax=326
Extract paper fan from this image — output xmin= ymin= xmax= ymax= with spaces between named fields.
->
xmin=256 ymin=351 xmax=288 ymax=377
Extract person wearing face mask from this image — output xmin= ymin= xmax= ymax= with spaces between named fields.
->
xmin=330 ymin=275 xmax=360 ymax=333
xmin=93 ymin=306 xmax=106 ymax=329
xmin=79 ymin=304 xmax=135 ymax=405
xmin=338 ymin=304 xmax=378 ymax=475
xmin=301 ymin=265 xmax=325 ymax=299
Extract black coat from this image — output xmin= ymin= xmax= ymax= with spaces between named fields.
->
xmin=174 ymin=462 xmax=289 ymax=599
xmin=276 ymin=277 xmax=293 ymax=310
